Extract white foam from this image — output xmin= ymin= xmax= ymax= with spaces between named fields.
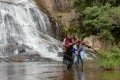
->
xmin=0 ymin=0 xmax=62 ymax=61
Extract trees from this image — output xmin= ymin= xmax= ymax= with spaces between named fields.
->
xmin=72 ymin=0 xmax=120 ymax=9
xmin=72 ymin=0 xmax=120 ymax=42
xmin=83 ymin=4 xmax=120 ymax=40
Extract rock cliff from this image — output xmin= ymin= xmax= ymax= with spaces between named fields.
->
xmin=34 ymin=0 xmax=80 ymax=39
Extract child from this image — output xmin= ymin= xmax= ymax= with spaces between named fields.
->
xmin=72 ymin=39 xmax=79 ymax=69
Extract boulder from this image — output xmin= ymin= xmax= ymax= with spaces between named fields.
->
xmin=3 ymin=51 xmax=55 ymax=62
xmin=57 ymin=52 xmax=63 ymax=57
xmin=83 ymin=35 xmax=112 ymax=52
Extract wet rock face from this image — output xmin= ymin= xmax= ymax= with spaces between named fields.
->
xmin=2 ymin=51 xmax=54 ymax=62
xmin=39 ymin=0 xmax=72 ymax=12
xmin=57 ymin=52 xmax=63 ymax=57
xmin=34 ymin=0 xmax=80 ymax=39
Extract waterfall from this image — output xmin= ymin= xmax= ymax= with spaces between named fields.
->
xmin=0 ymin=0 xmax=62 ymax=61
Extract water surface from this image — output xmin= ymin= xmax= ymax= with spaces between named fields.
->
xmin=0 ymin=62 xmax=120 ymax=80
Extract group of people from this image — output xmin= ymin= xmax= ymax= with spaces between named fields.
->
xmin=63 ymin=34 xmax=85 ymax=70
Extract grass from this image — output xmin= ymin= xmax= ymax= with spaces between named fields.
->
xmin=97 ymin=46 xmax=120 ymax=70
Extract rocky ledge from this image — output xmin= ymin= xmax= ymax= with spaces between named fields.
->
xmin=0 ymin=51 xmax=55 ymax=63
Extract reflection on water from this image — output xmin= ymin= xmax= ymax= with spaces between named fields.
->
xmin=74 ymin=70 xmax=86 ymax=80
xmin=0 ymin=62 xmax=120 ymax=80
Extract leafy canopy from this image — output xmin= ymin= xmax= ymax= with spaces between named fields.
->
xmin=72 ymin=0 xmax=120 ymax=42
xmin=83 ymin=4 xmax=120 ymax=41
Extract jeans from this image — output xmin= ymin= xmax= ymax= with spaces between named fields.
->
xmin=74 ymin=50 xmax=85 ymax=66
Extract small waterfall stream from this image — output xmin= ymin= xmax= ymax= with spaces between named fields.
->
xmin=0 ymin=0 xmax=62 ymax=61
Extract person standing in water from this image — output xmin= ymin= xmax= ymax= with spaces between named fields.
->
xmin=63 ymin=34 xmax=73 ymax=70
xmin=78 ymin=38 xmax=85 ymax=70
xmin=72 ymin=38 xmax=79 ymax=69
xmin=63 ymin=34 xmax=80 ymax=70
xmin=73 ymin=35 xmax=85 ymax=70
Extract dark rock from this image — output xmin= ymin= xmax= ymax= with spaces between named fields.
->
xmin=83 ymin=35 xmax=112 ymax=52
xmin=18 ymin=44 xmax=32 ymax=53
xmin=47 ymin=45 xmax=58 ymax=52
xmin=57 ymin=52 xmax=63 ymax=57
xmin=18 ymin=49 xmax=26 ymax=53
xmin=2 ymin=51 xmax=55 ymax=62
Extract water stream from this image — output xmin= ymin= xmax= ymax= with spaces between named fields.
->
xmin=0 ymin=62 xmax=120 ymax=80
xmin=0 ymin=0 xmax=62 ymax=61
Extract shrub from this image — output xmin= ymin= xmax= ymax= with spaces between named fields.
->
xmin=97 ymin=46 xmax=120 ymax=70
xmin=63 ymin=26 xmax=86 ymax=38
xmin=72 ymin=0 xmax=120 ymax=43
xmin=83 ymin=4 xmax=120 ymax=41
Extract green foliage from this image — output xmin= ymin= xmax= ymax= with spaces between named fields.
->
xmin=97 ymin=46 xmax=120 ymax=69
xmin=83 ymin=4 xmax=120 ymax=41
xmin=72 ymin=0 xmax=120 ymax=12
xmin=72 ymin=0 xmax=120 ymax=43
xmin=63 ymin=27 xmax=86 ymax=38
xmin=72 ymin=0 xmax=95 ymax=12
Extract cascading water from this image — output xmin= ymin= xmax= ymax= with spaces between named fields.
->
xmin=0 ymin=0 xmax=62 ymax=61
